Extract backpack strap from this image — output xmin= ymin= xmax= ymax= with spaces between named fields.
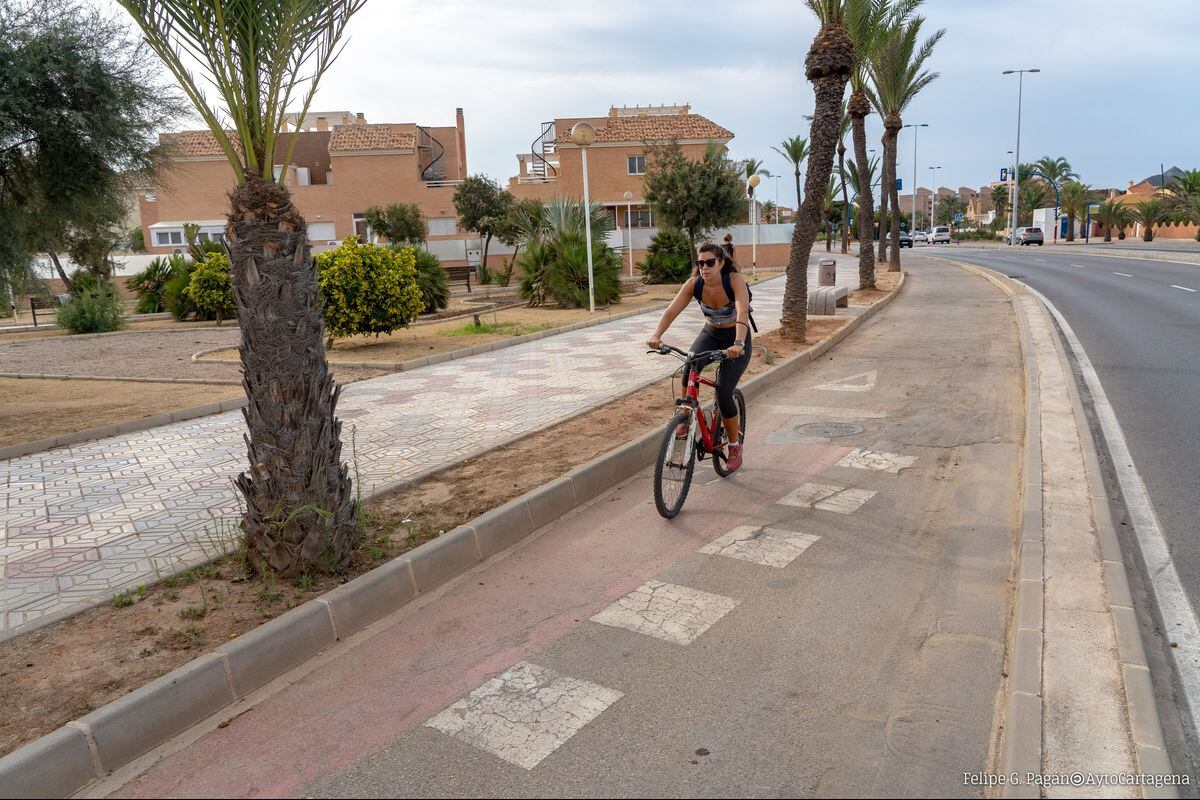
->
xmin=692 ymin=275 xmax=705 ymax=304
xmin=722 ymin=270 xmax=759 ymax=334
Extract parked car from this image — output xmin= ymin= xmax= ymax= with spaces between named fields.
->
xmin=932 ymin=226 xmax=952 ymax=244
xmin=913 ymin=230 xmax=929 ymax=244
xmin=887 ymin=231 xmax=913 ymax=248
xmin=1018 ymin=227 xmax=1044 ymax=245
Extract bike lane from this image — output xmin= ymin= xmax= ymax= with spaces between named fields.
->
xmin=105 ymin=259 xmax=1024 ymax=798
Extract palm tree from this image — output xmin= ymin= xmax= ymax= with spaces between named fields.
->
xmin=772 ymin=136 xmax=809 ymax=216
xmin=844 ymin=0 xmax=893 ymax=287
xmin=1034 ymin=156 xmax=1077 ymax=186
xmin=1164 ymin=169 xmax=1200 ymax=241
xmin=836 ymin=105 xmax=852 ymax=253
xmin=1132 ymin=198 xmax=1168 ymax=242
xmin=845 ymin=155 xmax=880 ymax=203
xmin=118 ymin=0 xmax=367 ymax=577
xmin=869 ymin=10 xmax=944 ymax=270
xmin=1093 ymin=199 xmax=1126 ymax=242
xmin=1058 ymin=180 xmax=1091 ymax=242
xmin=1019 ymin=183 xmax=1047 ymax=225
xmin=990 ymin=184 xmax=1009 ymax=222
xmin=741 ymin=158 xmax=770 ymax=229
xmin=780 ymin=0 xmax=857 ymax=341
xmin=822 ymin=175 xmax=843 ymax=251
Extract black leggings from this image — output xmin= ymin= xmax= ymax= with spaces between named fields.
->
xmin=683 ymin=325 xmax=752 ymax=419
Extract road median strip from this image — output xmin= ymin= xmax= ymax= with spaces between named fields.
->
xmin=0 ymin=272 xmax=904 ymax=797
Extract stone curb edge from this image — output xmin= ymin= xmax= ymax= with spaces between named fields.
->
xmin=0 ymin=271 xmax=899 ymax=798
xmin=944 ymin=260 xmax=1045 ymax=799
xmin=939 ymin=257 xmax=1176 ymax=798
xmin=1027 ymin=280 xmax=1178 ymax=798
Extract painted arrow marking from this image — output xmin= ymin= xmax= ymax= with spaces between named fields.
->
xmin=815 ymin=370 xmax=877 ymax=393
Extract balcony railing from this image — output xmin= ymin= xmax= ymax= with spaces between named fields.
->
xmin=516 ymin=175 xmax=558 ymax=185
xmin=424 ymin=179 xmax=464 ymax=188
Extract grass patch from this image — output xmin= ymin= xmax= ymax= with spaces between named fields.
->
xmin=440 ymin=320 xmax=553 ymax=337
xmin=178 ymin=605 xmax=206 ymax=621
xmin=111 ymin=591 xmax=135 ymax=609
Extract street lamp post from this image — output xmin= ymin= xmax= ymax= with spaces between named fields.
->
xmin=928 ymin=166 xmax=942 ymax=227
xmin=903 ymin=123 xmax=928 ymax=232
xmin=623 ymin=190 xmax=634 ymax=278
xmin=571 ymin=122 xmax=597 ymax=312
xmin=1003 ymin=68 xmax=1039 ymax=245
xmin=774 ymin=176 xmax=781 ymax=223
xmin=748 ymin=174 xmax=761 ymax=275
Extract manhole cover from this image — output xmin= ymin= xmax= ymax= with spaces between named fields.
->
xmin=795 ymin=421 xmax=864 ymax=437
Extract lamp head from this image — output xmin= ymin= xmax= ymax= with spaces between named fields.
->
xmin=570 ymin=122 xmax=596 ymax=147
xmin=748 ymin=174 xmax=761 ymax=188
xmin=623 ymin=191 xmax=633 ymax=201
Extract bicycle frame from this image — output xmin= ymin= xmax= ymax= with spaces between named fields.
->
xmin=677 ymin=366 xmax=720 ymax=458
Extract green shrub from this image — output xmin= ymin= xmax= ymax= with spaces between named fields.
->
xmin=317 ymin=235 xmax=423 ymax=343
xmin=128 ymin=256 xmax=178 ymax=314
xmin=543 ymin=233 xmax=622 ymax=309
xmin=162 ymin=268 xmax=194 ymax=320
xmin=56 ymin=284 xmax=126 ymax=334
xmin=517 ymin=241 xmax=553 ymax=307
xmin=408 ymin=248 xmax=450 ymax=313
xmin=129 ymin=227 xmax=146 ymax=253
xmin=637 ymin=226 xmax=692 ymax=284
xmin=184 ymin=252 xmax=236 ymax=325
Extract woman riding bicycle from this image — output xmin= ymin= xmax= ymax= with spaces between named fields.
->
xmin=647 ymin=242 xmax=753 ymax=471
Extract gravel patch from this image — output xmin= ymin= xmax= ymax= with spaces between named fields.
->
xmin=0 ymin=328 xmax=386 ymax=384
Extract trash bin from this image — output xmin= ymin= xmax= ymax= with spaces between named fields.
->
xmin=818 ymin=258 xmax=836 ymax=287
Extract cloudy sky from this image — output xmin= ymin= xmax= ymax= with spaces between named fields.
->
xmin=112 ymin=0 xmax=1199 ymax=200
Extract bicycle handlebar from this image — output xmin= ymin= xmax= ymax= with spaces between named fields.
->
xmin=647 ymin=344 xmax=728 ymax=362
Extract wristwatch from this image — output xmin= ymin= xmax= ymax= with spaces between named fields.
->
xmin=733 ymin=339 xmax=744 ymax=347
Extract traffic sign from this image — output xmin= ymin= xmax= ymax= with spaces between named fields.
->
xmin=954 ymin=212 xmax=964 ymax=222
xmin=1000 ymin=167 xmax=1008 ymax=182
xmin=895 ymin=178 xmax=903 ymax=191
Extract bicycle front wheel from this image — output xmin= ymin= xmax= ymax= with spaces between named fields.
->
xmin=654 ymin=410 xmax=696 ymax=519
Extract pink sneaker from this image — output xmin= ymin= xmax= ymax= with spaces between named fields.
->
xmin=725 ymin=441 xmax=743 ymax=471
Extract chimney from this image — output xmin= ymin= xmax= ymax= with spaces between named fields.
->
xmin=356 ymin=112 xmax=365 ymax=124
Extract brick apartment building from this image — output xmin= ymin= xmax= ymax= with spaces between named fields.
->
xmin=506 ymin=104 xmax=734 ymax=230
xmin=138 ymin=110 xmax=468 ymax=254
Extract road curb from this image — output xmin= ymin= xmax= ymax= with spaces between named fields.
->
xmin=0 ymin=273 xmax=902 ymax=797
xmin=939 ymin=257 xmax=1176 ymax=798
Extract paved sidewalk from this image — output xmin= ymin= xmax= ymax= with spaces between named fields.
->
xmin=0 ymin=263 xmax=853 ymax=638
xmin=98 ymin=258 xmax=1027 ymax=798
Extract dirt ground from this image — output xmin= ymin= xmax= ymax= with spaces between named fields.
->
xmin=0 ymin=380 xmax=243 ymax=449
xmin=0 ymin=267 xmax=855 ymax=757
xmin=0 ymin=317 xmax=237 ymax=343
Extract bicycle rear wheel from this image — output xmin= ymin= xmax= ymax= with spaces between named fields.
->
xmin=712 ymin=389 xmax=747 ymax=478
xmin=654 ymin=410 xmax=696 ymax=519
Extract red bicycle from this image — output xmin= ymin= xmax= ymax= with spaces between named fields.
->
xmin=649 ymin=344 xmax=747 ymax=519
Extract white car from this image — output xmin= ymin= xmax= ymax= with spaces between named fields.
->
xmin=913 ymin=230 xmax=929 ymax=244
xmin=932 ymin=226 xmax=952 ymax=244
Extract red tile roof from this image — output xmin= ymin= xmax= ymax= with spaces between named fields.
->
xmin=328 ymin=124 xmax=415 ymax=152
xmin=160 ymin=130 xmax=234 ymax=158
xmin=556 ymin=113 xmax=732 ymax=144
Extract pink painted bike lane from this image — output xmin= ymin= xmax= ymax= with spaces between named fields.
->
xmin=103 ymin=260 xmax=1025 ymax=798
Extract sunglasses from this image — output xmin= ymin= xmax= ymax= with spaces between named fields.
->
xmin=693 ymin=257 xmax=720 ymax=269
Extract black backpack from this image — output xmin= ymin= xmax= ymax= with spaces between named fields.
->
xmin=693 ymin=269 xmax=759 ymax=333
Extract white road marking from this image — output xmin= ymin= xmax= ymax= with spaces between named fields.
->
xmin=1071 ymin=264 xmax=1086 ymax=269
xmin=836 ymin=448 xmax=917 ymax=474
xmin=762 ymin=405 xmax=888 ymax=419
xmin=425 ymin=661 xmax=622 ymax=770
xmin=1113 ymin=272 xmax=1132 ymax=277
xmin=776 ymin=482 xmax=877 ymax=514
xmin=1036 ymin=258 xmax=1047 ymax=262
xmin=1171 ymin=285 xmax=1196 ymax=293
xmin=589 ymin=580 xmax=738 ymax=646
xmin=815 ymin=370 xmax=877 ymax=393
xmin=700 ymin=525 xmax=820 ymax=567
xmin=1018 ymin=280 xmax=1200 ymax=747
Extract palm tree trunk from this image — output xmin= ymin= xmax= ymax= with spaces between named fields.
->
xmin=794 ymin=169 xmax=802 ymax=217
xmin=781 ymin=22 xmax=853 ymax=341
xmin=877 ymin=147 xmax=890 ymax=264
xmin=1066 ymin=212 xmax=1076 ymax=242
xmin=229 ymin=176 xmax=356 ymax=578
xmin=850 ymin=101 xmax=875 ymax=290
xmin=838 ymin=141 xmax=850 ymax=254
xmin=885 ymin=116 xmax=903 ymax=271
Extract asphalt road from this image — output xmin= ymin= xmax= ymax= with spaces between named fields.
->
xmin=935 ymin=244 xmax=1200 ymax=612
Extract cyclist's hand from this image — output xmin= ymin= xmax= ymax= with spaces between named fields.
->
xmin=725 ymin=344 xmax=744 ymax=359
xmin=647 ymin=336 xmax=662 ymax=350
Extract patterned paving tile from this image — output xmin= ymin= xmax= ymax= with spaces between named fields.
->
xmin=0 ymin=268 xmax=847 ymax=635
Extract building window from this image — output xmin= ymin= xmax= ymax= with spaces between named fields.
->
xmin=155 ymin=230 xmax=183 ymax=246
xmin=627 ymin=155 xmax=646 ymax=175
xmin=427 ymin=217 xmax=457 ymax=237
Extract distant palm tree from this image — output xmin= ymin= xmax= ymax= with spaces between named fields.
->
xmin=1164 ymin=169 xmax=1200 ymax=241
xmin=844 ymin=0 xmax=893 ymax=287
xmin=772 ymin=137 xmax=809 ymax=217
xmin=823 ymin=175 xmax=843 ymax=251
xmin=1093 ymin=200 xmax=1126 ymax=242
xmin=1132 ymin=199 xmax=1168 ymax=242
xmin=1035 ymin=156 xmax=1077 ymax=186
xmin=781 ymin=0 xmax=857 ymax=341
xmin=1058 ymin=181 xmax=1091 ymax=242
xmin=1019 ymin=183 xmax=1047 ymax=225
xmin=869 ymin=8 xmax=944 ymax=270
xmin=116 ymin=0 xmax=367 ymax=577
xmin=845 ymin=155 xmax=880 ymax=203
xmin=990 ymin=184 xmax=1009 ymax=222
